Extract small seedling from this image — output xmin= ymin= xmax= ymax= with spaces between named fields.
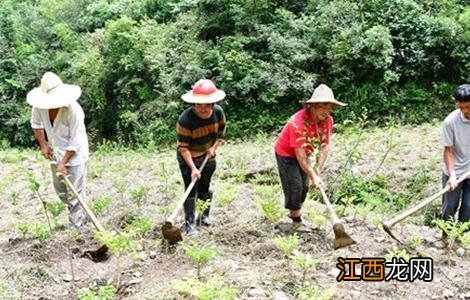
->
xmin=16 ymin=221 xmax=30 ymax=240
xmin=258 ymin=198 xmax=283 ymax=224
xmin=291 ymin=250 xmax=318 ymax=281
xmin=296 ymin=283 xmax=336 ymax=300
xmin=124 ymin=216 xmax=153 ymax=238
xmin=385 ymin=247 xmax=411 ymax=261
xmin=113 ymin=181 xmax=129 ymax=202
xmin=77 ymin=282 xmax=116 ymax=300
xmin=90 ymin=195 xmax=113 ymax=215
xmin=130 ymin=186 xmax=150 ymax=207
xmin=272 ymin=234 xmax=300 ymax=258
xmin=214 ymin=183 xmax=238 ymax=206
xmin=195 ymin=199 xmax=211 ymax=226
xmin=94 ymin=230 xmax=134 ymax=287
xmin=46 ymin=201 xmax=67 ymax=218
xmin=432 ymin=218 xmax=470 ymax=250
xmin=31 ymin=222 xmax=51 ymax=242
xmin=408 ymin=235 xmax=423 ymax=249
xmin=158 ymin=205 xmax=171 ymax=218
xmin=175 ymin=277 xmax=236 ymax=300
xmin=28 ymin=173 xmax=52 ymax=231
xmin=66 ymin=228 xmax=82 ymax=241
xmin=10 ymin=191 xmax=20 ymax=205
xmin=183 ymin=242 xmax=217 ymax=279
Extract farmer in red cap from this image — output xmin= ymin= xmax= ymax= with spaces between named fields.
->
xmin=177 ymin=79 xmax=226 ymax=236
xmin=274 ymin=84 xmax=346 ymax=231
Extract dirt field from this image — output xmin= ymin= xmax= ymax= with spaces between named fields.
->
xmin=0 ymin=123 xmax=469 ymax=299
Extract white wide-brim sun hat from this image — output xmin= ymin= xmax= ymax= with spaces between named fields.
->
xmin=304 ymin=84 xmax=346 ymax=106
xmin=26 ymin=72 xmax=81 ymax=109
xmin=181 ymin=79 xmax=226 ymax=104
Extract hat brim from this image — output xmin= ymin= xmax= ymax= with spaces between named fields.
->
xmin=181 ymin=90 xmax=226 ymax=104
xmin=303 ymin=98 xmax=346 ymax=106
xmin=27 ymin=84 xmax=81 ymax=109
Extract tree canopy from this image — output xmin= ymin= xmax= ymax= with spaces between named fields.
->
xmin=1 ymin=0 xmax=469 ymax=147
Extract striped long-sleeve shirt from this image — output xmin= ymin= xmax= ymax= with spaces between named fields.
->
xmin=177 ymin=104 xmax=226 ymax=154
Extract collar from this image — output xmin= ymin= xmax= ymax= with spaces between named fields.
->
xmin=460 ymin=111 xmax=470 ymax=123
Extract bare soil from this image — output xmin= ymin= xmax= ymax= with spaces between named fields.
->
xmin=0 ymin=123 xmax=469 ymax=299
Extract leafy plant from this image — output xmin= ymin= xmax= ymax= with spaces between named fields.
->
xmin=258 ymin=198 xmax=283 ymax=224
xmin=113 ymin=180 xmax=129 ymax=202
xmin=291 ymin=250 xmax=318 ymax=281
xmin=27 ymin=173 xmax=52 ymax=231
xmin=183 ymin=242 xmax=217 ymax=279
xmin=214 ymin=183 xmax=238 ymax=206
xmin=385 ymin=248 xmax=411 ymax=262
xmin=16 ymin=221 xmax=30 ymax=240
xmin=46 ymin=201 xmax=67 ymax=218
xmin=31 ymin=222 xmax=51 ymax=242
xmin=124 ymin=216 xmax=153 ymax=238
xmin=130 ymin=185 xmax=150 ymax=207
xmin=195 ymin=199 xmax=211 ymax=226
xmin=272 ymin=234 xmax=300 ymax=258
xmin=432 ymin=218 xmax=470 ymax=250
xmin=77 ymin=282 xmax=116 ymax=300
xmin=175 ymin=277 xmax=236 ymax=300
xmin=408 ymin=235 xmax=424 ymax=249
xmin=94 ymin=230 xmax=134 ymax=286
xmin=90 ymin=196 xmax=113 ymax=215
xmin=296 ymin=283 xmax=336 ymax=300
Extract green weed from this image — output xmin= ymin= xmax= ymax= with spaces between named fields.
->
xmin=90 ymin=196 xmax=113 ymax=215
xmin=408 ymin=235 xmax=423 ymax=249
xmin=10 ymin=191 xmax=20 ymax=205
xmin=272 ymin=234 xmax=300 ymax=258
xmin=77 ymin=282 xmax=116 ymax=300
xmin=432 ymin=218 xmax=470 ymax=250
xmin=195 ymin=199 xmax=211 ymax=225
xmin=175 ymin=277 xmax=236 ymax=300
xmin=130 ymin=186 xmax=150 ymax=207
xmin=46 ymin=201 xmax=67 ymax=218
xmin=183 ymin=242 xmax=217 ymax=279
xmin=94 ymin=230 xmax=135 ymax=287
xmin=385 ymin=248 xmax=411 ymax=261
xmin=296 ymin=283 xmax=336 ymax=300
xmin=214 ymin=183 xmax=238 ymax=206
xmin=291 ymin=250 xmax=318 ymax=281
xmin=124 ymin=216 xmax=153 ymax=238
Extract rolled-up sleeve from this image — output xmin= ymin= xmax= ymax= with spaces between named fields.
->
xmin=66 ymin=105 xmax=86 ymax=152
xmin=31 ymin=107 xmax=44 ymax=129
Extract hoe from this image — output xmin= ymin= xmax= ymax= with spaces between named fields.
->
xmin=52 ymin=163 xmax=109 ymax=261
xmin=383 ymin=170 xmax=470 ymax=243
xmin=161 ymin=155 xmax=209 ymax=243
xmin=319 ymin=185 xmax=357 ymax=249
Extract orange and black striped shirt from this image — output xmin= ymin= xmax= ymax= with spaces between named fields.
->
xmin=177 ymin=104 xmax=226 ymax=153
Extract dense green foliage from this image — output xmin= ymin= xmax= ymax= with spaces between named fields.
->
xmin=1 ymin=0 xmax=468 ymax=147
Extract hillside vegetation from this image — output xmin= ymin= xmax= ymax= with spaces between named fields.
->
xmin=1 ymin=0 xmax=469 ymax=147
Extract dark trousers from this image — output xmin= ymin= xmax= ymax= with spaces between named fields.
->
xmin=276 ymin=153 xmax=309 ymax=210
xmin=178 ymin=154 xmax=216 ymax=223
xmin=442 ymin=173 xmax=470 ymax=222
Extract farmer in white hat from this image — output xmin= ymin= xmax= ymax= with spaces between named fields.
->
xmin=274 ymin=84 xmax=346 ymax=230
xmin=177 ymin=79 xmax=226 ymax=236
xmin=27 ymin=72 xmax=89 ymax=229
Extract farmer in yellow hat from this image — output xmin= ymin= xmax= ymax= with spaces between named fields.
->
xmin=27 ymin=72 xmax=89 ymax=229
xmin=177 ymin=79 xmax=226 ymax=236
xmin=274 ymin=84 xmax=346 ymax=230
